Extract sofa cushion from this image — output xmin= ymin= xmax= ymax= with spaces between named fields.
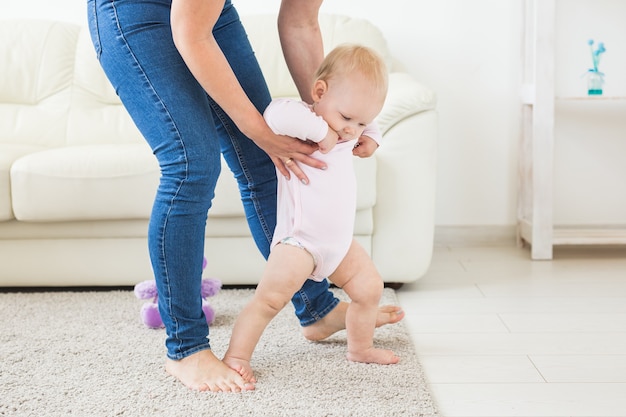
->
xmin=10 ymin=143 xmax=159 ymax=221
xmin=0 ymin=144 xmax=48 ymax=221
xmin=67 ymin=27 xmax=145 ymax=146
xmin=0 ymin=21 xmax=78 ymax=148
xmin=10 ymin=141 xmax=377 ymax=223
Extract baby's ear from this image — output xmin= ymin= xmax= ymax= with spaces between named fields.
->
xmin=311 ymin=79 xmax=328 ymax=102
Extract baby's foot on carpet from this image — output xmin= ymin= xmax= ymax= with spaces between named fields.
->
xmin=346 ymin=347 xmax=400 ymax=365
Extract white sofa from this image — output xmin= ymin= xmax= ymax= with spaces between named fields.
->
xmin=0 ymin=15 xmax=437 ymax=287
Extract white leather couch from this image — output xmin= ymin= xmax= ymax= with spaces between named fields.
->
xmin=0 ymin=15 xmax=437 ymax=287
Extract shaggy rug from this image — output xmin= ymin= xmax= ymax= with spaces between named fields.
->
xmin=0 ymin=287 xmax=438 ymax=417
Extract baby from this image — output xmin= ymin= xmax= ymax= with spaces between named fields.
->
xmin=223 ymin=44 xmax=398 ymax=384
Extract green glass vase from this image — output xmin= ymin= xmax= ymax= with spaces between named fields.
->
xmin=587 ymin=71 xmax=604 ymax=96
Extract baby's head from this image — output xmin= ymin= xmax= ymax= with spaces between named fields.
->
xmin=311 ymin=44 xmax=388 ymax=141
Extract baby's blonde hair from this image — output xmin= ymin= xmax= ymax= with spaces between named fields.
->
xmin=314 ymin=44 xmax=388 ymax=102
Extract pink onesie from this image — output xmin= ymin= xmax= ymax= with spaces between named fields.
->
xmin=263 ymin=98 xmax=381 ymax=281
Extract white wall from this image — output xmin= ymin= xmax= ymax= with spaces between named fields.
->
xmin=5 ymin=0 xmax=626 ymax=232
xmin=5 ymin=0 xmax=86 ymax=23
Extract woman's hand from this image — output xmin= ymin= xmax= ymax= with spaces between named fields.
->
xmin=255 ymin=132 xmax=327 ymax=185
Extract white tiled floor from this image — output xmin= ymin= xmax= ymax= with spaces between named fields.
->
xmin=396 ymin=244 xmax=626 ymax=417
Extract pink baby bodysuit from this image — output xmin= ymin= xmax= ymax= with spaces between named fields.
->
xmin=264 ymin=98 xmax=381 ymax=281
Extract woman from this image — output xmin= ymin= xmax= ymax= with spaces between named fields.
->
xmin=87 ymin=0 xmax=403 ymax=392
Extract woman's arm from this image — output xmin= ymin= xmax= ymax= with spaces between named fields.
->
xmin=278 ymin=0 xmax=379 ymax=158
xmin=278 ymin=0 xmax=324 ymax=104
xmin=170 ymin=0 xmax=325 ymax=180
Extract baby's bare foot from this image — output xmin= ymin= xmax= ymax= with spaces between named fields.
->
xmin=165 ymin=349 xmax=254 ymax=392
xmin=223 ymin=355 xmax=255 ymax=384
xmin=302 ymin=303 xmax=404 ymax=341
xmin=346 ymin=347 xmax=400 ymax=365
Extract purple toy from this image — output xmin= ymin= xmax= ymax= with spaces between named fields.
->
xmin=133 ymin=257 xmax=221 ymax=329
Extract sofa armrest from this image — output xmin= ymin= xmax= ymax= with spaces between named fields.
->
xmin=373 ymin=98 xmax=438 ymax=282
xmin=377 ymin=72 xmax=437 ymax=134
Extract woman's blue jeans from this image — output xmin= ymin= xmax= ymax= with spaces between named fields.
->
xmin=87 ymin=0 xmax=339 ymax=359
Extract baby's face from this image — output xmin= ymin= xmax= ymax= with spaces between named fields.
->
xmin=314 ymin=75 xmax=384 ymax=141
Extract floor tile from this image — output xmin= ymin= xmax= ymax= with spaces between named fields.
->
xmin=403 ymin=313 xmax=509 ymax=333
xmin=429 ymin=383 xmax=626 ymax=417
xmin=499 ymin=313 xmax=626 ymax=332
xmin=396 ymin=295 xmax=626 ymax=314
xmin=410 ymin=332 xmax=626 ymax=356
xmin=529 ymin=355 xmax=626 ymax=383
xmin=476 ymin=280 xmax=626 ymax=298
xmin=398 ymin=245 xmax=626 ymax=417
xmin=419 ymin=355 xmax=544 ymax=383
xmin=401 ymin=281 xmax=485 ymax=298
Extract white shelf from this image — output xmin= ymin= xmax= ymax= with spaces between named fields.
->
xmin=519 ymin=220 xmax=626 ymax=247
xmin=517 ymin=0 xmax=626 ymax=260
xmin=556 ymin=96 xmax=626 ymax=101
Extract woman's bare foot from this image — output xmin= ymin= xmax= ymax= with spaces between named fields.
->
xmin=165 ymin=349 xmax=255 ymax=392
xmin=346 ymin=347 xmax=400 ymax=365
xmin=223 ymin=355 xmax=255 ymax=384
xmin=301 ymin=303 xmax=404 ymax=341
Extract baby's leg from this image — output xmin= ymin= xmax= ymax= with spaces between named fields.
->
xmin=330 ymin=240 xmax=399 ymax=365
xmin=223 ymin=243 xmax=315 ymax=380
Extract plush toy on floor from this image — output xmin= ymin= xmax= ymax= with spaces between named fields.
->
xmin=133 ymin=257 xmax=221 ymax=328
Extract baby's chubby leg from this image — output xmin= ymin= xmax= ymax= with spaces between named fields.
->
xmin=223 ymin=244 xmax=315 ymax=381
xmin=330 ymin=240 xmax=399 ymax=365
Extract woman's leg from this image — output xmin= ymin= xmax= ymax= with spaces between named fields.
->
xmin=89 ymin=0 xmax=253 ymax=392
xmin=90 ymin=0 xmax=216 ymax=360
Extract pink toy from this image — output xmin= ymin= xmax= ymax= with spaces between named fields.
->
xmin=133 ymin=257 xmax=222 ymax=328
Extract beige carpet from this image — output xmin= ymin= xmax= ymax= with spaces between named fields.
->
xmin=0 ymin=287 xmax=438 ymax=417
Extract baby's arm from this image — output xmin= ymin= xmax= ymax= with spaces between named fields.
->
xmin=317 ymin=128 xmax=339 ymax=154
xmin=353 ymin=121 xmax=383 ymax=158
xmin=264 ymin=99 xmax=339 ymax=153
xmin=353 ymin=135 xmax=379 ymax=157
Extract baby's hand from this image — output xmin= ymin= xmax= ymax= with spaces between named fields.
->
xmin=352 ymin=135 xmax=379 ymax=158
xmin=317 ymin=128 xmax=339 ymax=154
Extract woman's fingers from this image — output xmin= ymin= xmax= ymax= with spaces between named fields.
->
xmin=269 ymin=137 xmax=327 ymax=185
xmin=286 ymin=157 xmax=308 ymax=184
xmin=272 ymin=155 xmax=290 ymax=179
xmin=277 ymin=153 xmax=327 ymax=185
xmin=277 ymin=156 xmax=309 ymax=185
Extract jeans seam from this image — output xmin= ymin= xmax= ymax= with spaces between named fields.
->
xmin=209 ymin=100 xmax=274 ymax=247
xmin=298 ymin=289 xmax=340 ymax=327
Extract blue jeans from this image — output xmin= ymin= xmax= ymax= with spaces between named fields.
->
xmin=87 ymin=0 xmax=339 ymax=359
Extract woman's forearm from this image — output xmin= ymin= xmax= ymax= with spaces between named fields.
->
xmin=278 ymin=0 xmax=324 ymax=103
xmin=170 ymin=0 xmax=326 ymax=178
xmin=171 ymin=0 xmax=270 ymax=140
